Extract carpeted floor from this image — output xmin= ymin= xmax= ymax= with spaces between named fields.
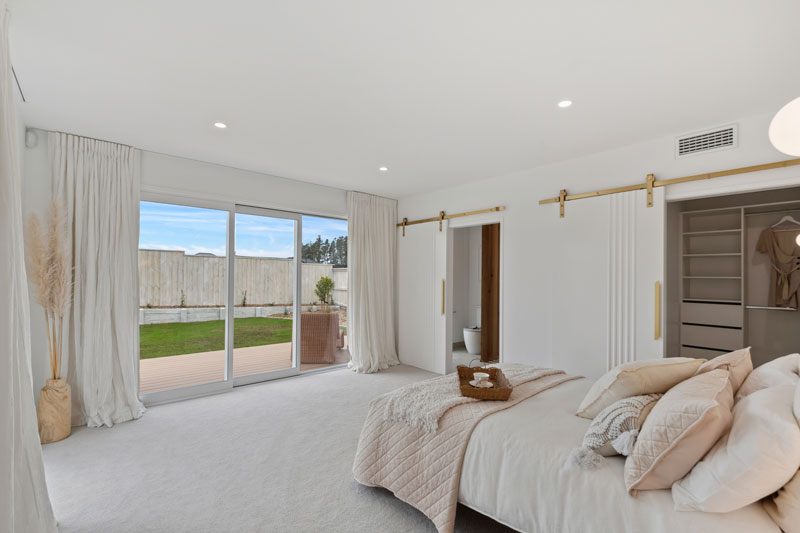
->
xmin=42 ymin=365 xmax=514 ymax=532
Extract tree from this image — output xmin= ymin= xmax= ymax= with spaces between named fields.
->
xmin=302 ymin=234 xmax=347 ymax=266
xmin=314 ymin=276 xmax=334 ymax=308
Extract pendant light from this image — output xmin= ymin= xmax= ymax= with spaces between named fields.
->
xmin=769 ymin=96 xmax=800 ymax=156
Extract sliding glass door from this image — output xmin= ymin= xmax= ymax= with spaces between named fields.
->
xmin=233 ymin=206 xmax=302 ymax=385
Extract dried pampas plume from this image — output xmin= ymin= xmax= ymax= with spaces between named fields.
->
xmin=25 ymin=200 xmax=71 ymax=380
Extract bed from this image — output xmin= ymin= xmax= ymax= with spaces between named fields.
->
xmin=457 ymin=377 xmax=779 ymax=532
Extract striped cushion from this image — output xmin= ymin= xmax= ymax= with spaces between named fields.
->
xmin=583 ymin=393 xmax=662 ymax=456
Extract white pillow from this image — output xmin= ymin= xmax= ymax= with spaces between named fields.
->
xmin=672 ymin=385 xmax=800 ymax=512
xmin=736 ymin=353 xmax=799 ymax=402
xmin=576 ymin=358 xmax=705 ymax=419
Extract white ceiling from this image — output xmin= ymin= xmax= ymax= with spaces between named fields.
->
xmin=9 ymin=1 xmax=800 ymax=198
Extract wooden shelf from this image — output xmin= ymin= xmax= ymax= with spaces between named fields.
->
xmin=683 ymin=276 xmax=741 ymax=280
xmin=682 ymin=298 xmax=742 ymax=304
xmin=682 ymin=229 xmax=741 ymax=236
xmin=683 ymin=253 xmax=741 ymax=257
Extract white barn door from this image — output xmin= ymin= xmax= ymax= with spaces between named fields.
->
xmin=551 ymin=188 xmax=664 ymax=379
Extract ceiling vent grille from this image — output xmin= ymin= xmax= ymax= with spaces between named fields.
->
xmin=676 ymin=124 xmax=737 ymax=158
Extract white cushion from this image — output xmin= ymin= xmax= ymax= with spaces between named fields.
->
xmin=576 ymin=358 xmax=705 ymax=419
xmin=672 ymin=385 xmax=800 ymax=512
xmin=736 ymin=353 xmax=799 ymax=402
xmin=695 ymin=347 xmax=752 ymax=394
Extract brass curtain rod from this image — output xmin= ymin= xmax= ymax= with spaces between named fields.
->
xmin=539 ymin=157 xmax=800 ymax=218
xmin=396 ymin=206 xmax=505 ymax=235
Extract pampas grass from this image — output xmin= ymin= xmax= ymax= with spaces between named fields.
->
xmin=25 ymin=200 xmax=71 ymax=380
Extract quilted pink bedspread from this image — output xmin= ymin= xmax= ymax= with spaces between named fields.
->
xmin=352 ymin=366 xmax=579 ymax=533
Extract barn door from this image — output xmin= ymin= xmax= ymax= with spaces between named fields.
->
xmin=551 ymin=188 xmax=664 ymax=379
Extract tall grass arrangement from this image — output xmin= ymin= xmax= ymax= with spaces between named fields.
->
xmin=25 ymin=200 xmax=71 ymax=380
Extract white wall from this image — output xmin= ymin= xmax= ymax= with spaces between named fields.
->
xmin=397 ymin=111 xmax=800 ymax=375
xmin=20 ymin=128 xmax=348 ymax=399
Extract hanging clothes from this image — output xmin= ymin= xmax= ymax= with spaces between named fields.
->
xmin=756 ymin=227 xmax=800 ymax=309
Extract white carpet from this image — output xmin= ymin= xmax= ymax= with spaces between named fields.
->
xmin=42 ymin=365 xmax=513 ymax=532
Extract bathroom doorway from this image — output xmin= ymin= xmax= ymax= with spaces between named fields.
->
xmin=450 ymin=222 xmax=501 ymax=368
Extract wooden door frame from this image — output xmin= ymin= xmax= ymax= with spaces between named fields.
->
xmin=444 ymin=211 xmax=504 ymax=373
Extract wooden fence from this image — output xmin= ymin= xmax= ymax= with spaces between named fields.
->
xmin=139 ymin=250 xmax=347 ymax=307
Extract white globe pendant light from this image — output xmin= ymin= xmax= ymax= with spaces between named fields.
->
xmin=769 ymin=96 xmax=800 ymax=156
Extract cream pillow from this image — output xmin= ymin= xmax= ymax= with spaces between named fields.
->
xmin=695 ymin=347 xmax=752 ymax=394
xmin=576 ymin=358 xmax=705 ymax=419
xmin=736 ymin=353 xmax=800 ymax=401
xmin=625 ymin=369 xmax=733 ymax=494
xmin=763 ymin=381 xmax=800 ymax=533
xmin=672 ymin=385 xmax=800 ymax=512
xmin=764 ymin=471 xmax=800 ymax=533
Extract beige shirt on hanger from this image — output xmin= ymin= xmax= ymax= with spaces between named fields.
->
xmin=756 ymin=227 xmax=800 ymax=309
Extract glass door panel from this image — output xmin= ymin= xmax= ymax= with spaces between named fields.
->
xmin=138 ymin=200 xmax=230 ymax=395
xmin=233 ymin=208 xmax=300 ymax=382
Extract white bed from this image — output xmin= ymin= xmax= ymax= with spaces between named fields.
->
xmin=459 ymin=378 xmax=780 ymax=533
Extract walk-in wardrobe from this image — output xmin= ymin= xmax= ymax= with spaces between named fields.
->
xmin=666 ymin=186 xmax=800 ymax=367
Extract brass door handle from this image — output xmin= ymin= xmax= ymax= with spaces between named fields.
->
xmin=654 ymin=281 xmax=661 ymax=340
xmin=441 ymin=279 xmax=445 ymax=316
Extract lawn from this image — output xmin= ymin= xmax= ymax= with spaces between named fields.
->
xmin=139 ymin=317 xmax=293 ymax=359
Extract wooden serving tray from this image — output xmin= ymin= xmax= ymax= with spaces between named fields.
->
xmin=456 ymin=366 xmax=513 ymax=401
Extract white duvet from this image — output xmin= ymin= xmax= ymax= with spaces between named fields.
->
xmin=458 ymin=378 xmax=779 ymax=533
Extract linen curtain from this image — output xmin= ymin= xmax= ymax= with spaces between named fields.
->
xmin=0 ymin=5 xmax=58 ymax=531
xmin=50 ymin=132 xmax=145 ymax=427
xmin=347 ymin=191 xmax=400 ymax=373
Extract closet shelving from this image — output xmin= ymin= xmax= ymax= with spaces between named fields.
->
xmin=679 ymin=207 xmax=744 ymax=358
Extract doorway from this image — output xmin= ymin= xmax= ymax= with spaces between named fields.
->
xmin=449 ymin=221 xmax=501 ymax=369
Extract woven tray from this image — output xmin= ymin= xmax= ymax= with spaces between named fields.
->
xmin=456 ymin=366 xmax=513 ymax=401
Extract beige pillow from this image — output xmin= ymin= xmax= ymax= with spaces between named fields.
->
xmin=764 ymin=471 xmax=800 ymax=533
xmin=737 ymin=353 xmax=800 ymax=401
xmin=695 ymin=347 xmax=752 ymax=394
xmin=672 ymin=385 xmax=800 ymax=512
xmin=576 ymin=358 xmax=705 ymax=419
xmin=624 ymin=369 xmax=733 ymax=494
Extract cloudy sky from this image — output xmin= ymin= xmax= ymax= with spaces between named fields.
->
xmin=139 ymin=201 xmax=346 ymax=257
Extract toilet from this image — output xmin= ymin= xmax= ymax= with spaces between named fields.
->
xmin=462 ymin=306 xmax=481 ymax=355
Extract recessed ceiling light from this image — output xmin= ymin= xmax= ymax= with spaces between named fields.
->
xmin=214 ymin=122 xmax=227 ymax=129
xmin=557 ymin=100 xmax=573 ymax=108
xmin=379 ymin=166 xmax=389 ymax=172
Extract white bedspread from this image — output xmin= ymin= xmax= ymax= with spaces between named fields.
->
xmin=459 ymin=378 xmax=779 ymax=533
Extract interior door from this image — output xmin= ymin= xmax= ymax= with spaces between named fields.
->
xmin=551 ymin=188 xmax=665 ymax=379
xmin=232 ymin=206 xmax=302 ymax=385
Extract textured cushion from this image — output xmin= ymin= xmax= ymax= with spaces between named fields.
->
xmin=582 ymin=394 xmax=662 ymax=456
xmin=736 ymin=353 xmax=800 ymax=401
xmin=625 ymin=369 xmax=733 ymax=494
xmin=695 ymin=347 xmax=752 ymax=394
xmin=576 ymin=358 xmax=705 ymax=419
xmin=672 ymin=385 xmax=800 ymax=512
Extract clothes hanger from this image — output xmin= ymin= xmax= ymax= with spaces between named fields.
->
xmin=772 ymin=215 xmax=800 ymax=231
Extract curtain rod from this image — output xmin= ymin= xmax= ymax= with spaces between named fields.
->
xmin=539 ymin=158 xmax=800 ymax=218
xmin=396 ymin=206 xmax=505 ymax=236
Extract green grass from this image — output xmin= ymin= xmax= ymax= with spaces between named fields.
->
xmin=139 ymin=317 xmax=293 ymax=359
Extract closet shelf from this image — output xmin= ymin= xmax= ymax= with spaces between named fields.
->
xmin=682 ymin=276 xmax=742 ymax=279
xmin=682 ymin=229 xmax=741 ymax=236
xmin=682 ymin=298 xmax=741 ymax=304
xmin=746 ymin=305 xmax=798 ymax=311
xmin=683 ymin=253 xmax=741 ymax=257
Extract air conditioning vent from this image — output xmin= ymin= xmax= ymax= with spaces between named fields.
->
xmin=676 ymin=125 xmax=737 ymax=158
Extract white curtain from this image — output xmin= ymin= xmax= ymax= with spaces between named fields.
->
xmin=50 ymin=132 xmax=145 ymax=427
xmin=0 ymin=5 xmax=58 ymax=531
xmin=347 ymin=191 xmax=400 ymax=373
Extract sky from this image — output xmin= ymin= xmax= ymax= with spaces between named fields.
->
xmin=139 ymin=201 xmax=347 ymax=258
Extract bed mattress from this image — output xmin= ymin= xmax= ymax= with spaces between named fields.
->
xmin=458 ymin=378 xmax=779 ymax=533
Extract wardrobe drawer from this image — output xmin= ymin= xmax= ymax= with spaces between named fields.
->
xmin=679 ymin=346 xmax=730 ymax=359
xmin=681 ymin=302 xmax=743 ymax=328
xmin=681 ymin=324 xmax=743 ymax=352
